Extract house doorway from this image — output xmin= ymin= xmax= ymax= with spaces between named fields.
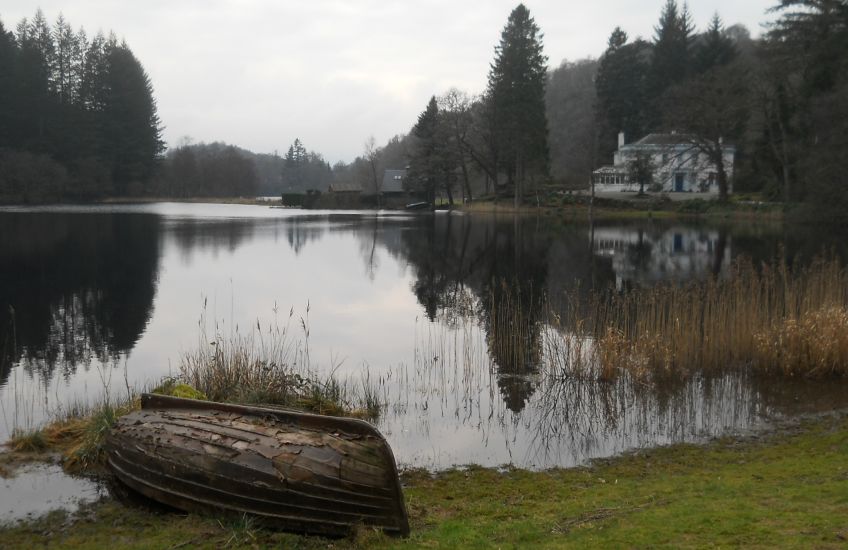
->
xmin=674 ymin=173 xmax=685 ymax=192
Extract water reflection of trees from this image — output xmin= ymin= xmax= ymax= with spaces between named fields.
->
xmin=169 ymin=218 xmax=257 ymax=260
xmin=0 ymin=213 xmax=161 ymax=385
xmin=396 ymin=214 xmax=582 ymax=412
xmin=354 ymin=214 xmax=848 ymax=467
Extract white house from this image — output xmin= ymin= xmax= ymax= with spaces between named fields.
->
xmin=592 ymin=132 xmax=735 ymax=194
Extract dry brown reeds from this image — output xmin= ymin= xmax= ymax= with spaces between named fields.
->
xmin=482 ymin=255 xmax=848 ymax=383
xmin=585 ymin=256 xmax=848 ymax=381
xmin=178 ymin=307 xmax=383 ymax=419
xmin=7 ymin=396 xmax=140 ymax=474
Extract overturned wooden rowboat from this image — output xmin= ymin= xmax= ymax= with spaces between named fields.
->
xmin=105 ymin=393 xmax=410 ymax=536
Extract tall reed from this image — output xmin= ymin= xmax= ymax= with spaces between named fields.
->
xmin=177 ymin=305 xmax=384 ymax=419
xmin=584 ymin=256 xmax=848 ymax=380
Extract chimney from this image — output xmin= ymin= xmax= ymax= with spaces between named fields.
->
xmin=618 ymin=131 xmax=625 ymax=149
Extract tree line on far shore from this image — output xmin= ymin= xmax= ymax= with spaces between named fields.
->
xmin=2 ymin=2 xmax=847 ymax=220
xmin=395 ymin=0 xmax=848 ymax=215
xmin=570 ymin=0 xmax=848 ymax=214
xmin=0 ymin=9 xmax=163 ymax=202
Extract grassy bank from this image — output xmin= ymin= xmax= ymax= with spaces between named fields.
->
xmin=1 ymin=412 xmax=846 ymax=548
xmin=462 ymin=194 xmax=786 ymax=222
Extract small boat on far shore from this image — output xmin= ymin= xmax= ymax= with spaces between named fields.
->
xmin=105 ymin=394 xmax=410 ymax=537
xmin=405 ymin=201 xmax=431 ymax=211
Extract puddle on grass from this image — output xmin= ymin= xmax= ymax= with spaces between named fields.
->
xmin=0 ymin=463 xmax=105 ymax=524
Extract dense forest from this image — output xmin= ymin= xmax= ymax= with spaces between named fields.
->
xmin=554 ymin=0 xmax=848 ymax=216
xmin=392 ymin=0 xmax=848 ymax=215
xmin=1 ymin=2 xmax=846 ymax=217
xmin=0 ymin=9 xmax=163 ymax=202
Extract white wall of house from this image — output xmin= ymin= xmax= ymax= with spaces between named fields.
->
xmin=594 ymin=134 xmax=735 ymax=194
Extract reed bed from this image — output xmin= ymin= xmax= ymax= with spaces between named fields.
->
xmin=486 ymin=255 xmax=848 ymax=383
xmin=568 ymin=256 xmax=848 ymax=381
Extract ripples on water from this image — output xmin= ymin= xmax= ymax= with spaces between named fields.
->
xmin=1 ymin=203 xmax=847 ymax=475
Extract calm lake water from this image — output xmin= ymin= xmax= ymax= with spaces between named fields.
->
xmin=1 ymin=203 xmax=847 ymax=473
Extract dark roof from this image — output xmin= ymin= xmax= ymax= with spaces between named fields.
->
xmin=622 ymin=132 xmax=736 ymax=151
xmin=631 ymin=133 xmax=697 ymax=146
xmin=381 ymin=169 xmax=406 ymax=194
xmin=592 ymin=165 xmax=628 ymax=174
xmin=329 ymin=182 xmax=362 ymax=193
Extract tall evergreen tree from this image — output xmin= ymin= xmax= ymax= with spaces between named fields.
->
xmin=53 ymin=14 xmax=75 ymax=105
xmin=768 ymin=0 xmax=848 ymax=94
xmin=407 ymin=96 xmax=442 ymax=205
xmin=764 ymin=0 xmax=848 ymax=216
xmin=648 ymin=0 xmax=695 ymax=126
xmin=487 ymin=4 xmax=549 ymax=206
xmin=0 ymin=19 xmax=17 ymax=149
xmin=1 ymin=10 xmax=164 ymax=201
xmin=101 ymin=43 xmax=164 ymax=193
xmin=695 ymin=14 xmax=737 ymax=73
xmin=595 ymin=27 xmax=650 ymax=159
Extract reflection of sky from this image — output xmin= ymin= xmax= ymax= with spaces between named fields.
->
xmin=2 ymin=205 xmax=848 ymax=471
xmin=0 ymin=463 xmax=104 ymax=523
xmin=0 ymin=206 xmax=424 ymax=442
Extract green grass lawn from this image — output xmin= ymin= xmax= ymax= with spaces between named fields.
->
xmin=2 ymin=414 xmax=846 ymax=549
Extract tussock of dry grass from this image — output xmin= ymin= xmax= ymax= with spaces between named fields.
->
xmin=7 ymin=396 xmax=140 ymax=474
xmin=177 ymin=308 xmax=383 ymax=419
xmin=754 ymin=306 xmax=848 ymax=378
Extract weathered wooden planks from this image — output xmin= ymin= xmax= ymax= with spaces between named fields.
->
xmin=105 ymin=393 xmax=409 ymax=537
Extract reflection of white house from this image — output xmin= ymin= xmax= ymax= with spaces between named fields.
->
xmin=592 ymin=226 xmax=731 ymax=290
xmin=592 ymin=132 xmax=735 ymax=194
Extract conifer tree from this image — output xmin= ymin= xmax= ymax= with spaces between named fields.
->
xmin=487 ymin=4 xmax=549 ymax=206
xmin=407 ymin=96 xmax=442 ymax=204
xmin=0 ymin=20 xmax=17 ymax=149
xmin=648 ymin=0 xmax=695 ymax=126
xmin=101 ymin=43 xmax=164 ymax=193
xmin=595 ymin=27 xmax=650 ymax=159
xmin=695 ymin=14 xmax=737 ymax=73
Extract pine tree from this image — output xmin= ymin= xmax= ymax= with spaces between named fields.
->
xmin=695 ymin=14 xmax=737 ymax=73
xmin=595 ymin=27 xmax=650 ymax=159
xmin=101 ymin=43 xmax=164 ymax=194
xmin=27 ymin=9 xmax=56 ymax=94
xmin=768 ymin=0 xmax=848 ymax=94
xmin=0 ymin=19 xmax=17 ymax=148
xmin=648 ymin=0 xmax=695 ymax=126
xmin=487 ymin=4 xmax=549 ymax=206
xmin=407 ymin=97 xmax=442 ymax=204
xmin=53 ymin=14 xmax=75 ymax=104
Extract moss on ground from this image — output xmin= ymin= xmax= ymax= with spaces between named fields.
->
xmin=1 ymin=414 xmax=846 ymax=549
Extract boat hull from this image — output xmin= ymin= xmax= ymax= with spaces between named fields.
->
xmin=105 ymin=394 xmax=409 ymax=536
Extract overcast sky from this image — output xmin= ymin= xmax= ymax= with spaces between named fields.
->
xmin=3 ymin=1 xmax=776 ymax=163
